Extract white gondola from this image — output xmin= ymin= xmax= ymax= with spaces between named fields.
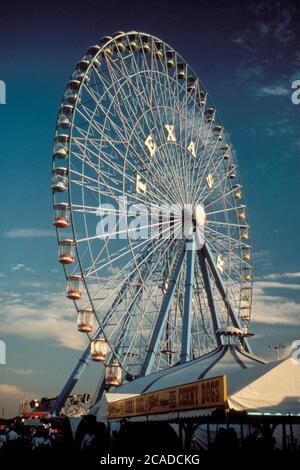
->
xmin=166 ymin=50 xmax=175 ymax=68
xmin=240 ymin=226 xmax=249 ymax=241
xmin=57 ymin=105 xmax=73 ymax=129
xmin=67 ymin=275 xmax=82 ymax=300
xmin=113 ymin=32 xmax=126 ymax=53
xmin=74 ymin=60 xmax=90 ymax=80
xmin=187 ymin=76 xmax=197 ymax=93
xmin=241 ymin=247 xmax=251 ymax=260
xmin=177 ymin=63 xmax=186 ymax=79
xmin=228 ymin=163 xmax=236 ymax=179
xmin=86 ymin=45 xmax=101 ymax=59
xmin=233 ymin=184 xmax=242 ymax=199
xmin=197 ymin=90 xmax=206 ymax=107
xmin=65 ymin=79 xmax=81 ymax=104
xmin=221 ymin=144 xmax=230 ymax=151
xmin=53 ymin=144 xmax=68 ymax=159
xmin=126 ymin=34 xmax=138 ymax=51
xmin=53 ymin=203 xmax=70 ymax=229
xmin=238 ymin=211 xmax=246 ymax=220
xmin=105 ymin=363 xmax=122 ymax=387
xmin=91 ymin=339 xmax=108 ymax=362
xmin=52 ymin=167 xmax=68 ymax=193
xmin=241 ymin=286 xmax=252 ymax=301
xmin=223 ymin=152 xmax=231 ymax=160
xmin=243 ymin=267 xmax=252 ymax=281
xmin=240 ymin=306 xmax=251 ymax=321
xmin=99 ymin=36 xmax=113 ymax=57
xmin=221 ymin=144 xmax=231 ymax=160
xmin=55 ymin=134 xmax=69 ymax=145
xmin=204 ymin=107 xmax=215 ymax=123
xmin=58 ymin=239 xmax=75 ymax=265
xmin=77 ymin=309 xmax=94 ymax=333
xmin=155 ymin=41 xmax=164 ymax=59
xmin=141 ymin=35 xmax=151 ymax=53
xmin=213 ymin=125 xmax=223 ymax=141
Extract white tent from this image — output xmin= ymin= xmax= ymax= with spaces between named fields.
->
xmin=94 ymin=345 xmax=300 ymax=422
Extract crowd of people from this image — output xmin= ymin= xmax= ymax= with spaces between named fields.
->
xmin=0 ymin=423 xmax=64 ymax=454
xmin=0 ymin=419 xmax=299 ymax=463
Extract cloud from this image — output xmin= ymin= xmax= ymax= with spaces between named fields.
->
xmin=257 ymin=22 xmax=269 ymax=36
xmin=10 ymin=263 xmax=33 ymax=272
xmin=255 ymin=84 xmax=290 ymax=96
xmin=273 ymin=8 xmax=294 ymax=44
xmin=295 ymin=51 xmax=300 ymax=67
xmin=10 ymin=368 xmax=37 ymax=376
xmin=251 ymin=114 xmax=298 ymax=141
xmin=251 ymin=279 xmax=300 ymax=327
xmin=3 ymin=228 xmax=55 ymax=238
xmin=294 ymin=139 xmax=300 ymax=148
xmin=248 ymin=2 xmax=295 ymax=44
xmin=253 ymin=250 xmax=271 ymax=260
xmin=0 ymin=384 xmax=39 ymax=418
xmin=0 ymin=384 xmax=26 ymax=396
xmin=262 ymin=272 xmax=300 ymax=280
xmin=236 ymin=65 xmax=264 ymax=82
xmin=0 ymin=291 xmax=87 ymax=351
xmin=255 ymin=281 xmax=300 ymax=291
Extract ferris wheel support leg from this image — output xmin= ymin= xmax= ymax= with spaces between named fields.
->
xmin=180 ymin=235 xmax=196 ymax=364
xmin=50 ymin=328 xmax=101 ymax=416
xmin=140 ymin=247 xmax=186 ymax=376
xmin=202 ymin=244 xmax=252 ymax=354
xmin=197 ymin=249 xmax=223 ymax=347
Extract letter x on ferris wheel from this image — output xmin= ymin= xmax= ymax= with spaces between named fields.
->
xmin=51 ymin=31 xmax=253 ymax=414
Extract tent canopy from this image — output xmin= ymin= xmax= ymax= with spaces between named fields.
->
xmin=94 ymin=345 xmax=300 ymax=421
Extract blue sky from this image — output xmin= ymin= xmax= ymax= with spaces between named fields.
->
xmin=0 ymin=0 xmax=300 ymax=417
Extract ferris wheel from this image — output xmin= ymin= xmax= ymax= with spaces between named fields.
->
xmin=51 ymin=31 xmax=253 ymax=414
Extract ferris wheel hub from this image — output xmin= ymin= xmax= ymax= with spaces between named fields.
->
xmin=193 ymin=204 xmax=206 ymax=229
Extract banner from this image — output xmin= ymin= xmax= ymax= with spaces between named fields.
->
xmin=108 ymin=375 xmax=227 ymax=419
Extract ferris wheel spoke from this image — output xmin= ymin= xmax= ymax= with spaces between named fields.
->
xmin=206 ymin=233 xmax=251 ymax=265
xmin=205 ymin=225 xmax=248 ymax=249
xmin=115 ymin=47 xmax=189 ymax=203
xmin=144 ymin=62 xmax=185 ymax=193
xmin=74 ymin=102 xmax=183 ymax=208
xmin=112 ymin=48 xmax=199 ymax=207
xmin=192 ymin=140 xmax=227 ymax=205
xmin=71 ymin=148 xmax=178 ymax=210
xmin=77 ymin=202 xmax=181 ymax=286
xmin=199 ymin=165 xmax=237 ymax=207
xmin=107 ymin=59 xmax=188 ymax=205
xmin=76 ymin=216 xmax=181 ymax=244
xmin=93 ymin=237 xmax=181 ymax=332
xmin=203 ymin=183 xmax=242 ymax=210
xmin=205 ymin=204 xmax=244 ymax=217
xmin=207 ymin=219 xmax=247 ymax=229
xmin=84 ymin=219 xmax=182 ymax=278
